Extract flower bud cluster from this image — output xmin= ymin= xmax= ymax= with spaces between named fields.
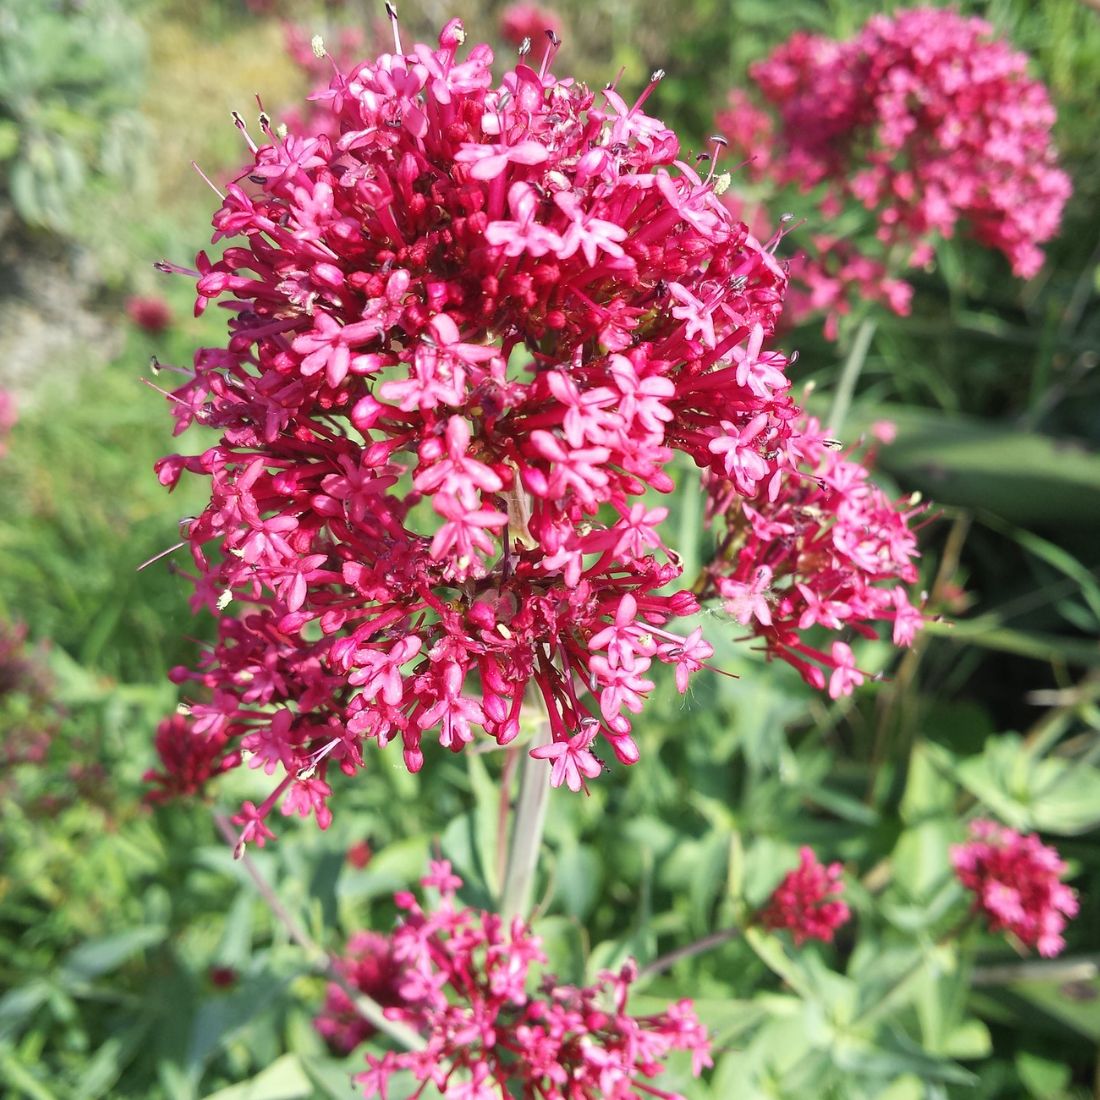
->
xmin=758 ymin=846 xmax=850 ymax=945
xmin=314 ymin=862 xmax=711 ymax=1098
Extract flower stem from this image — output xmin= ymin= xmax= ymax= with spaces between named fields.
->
xmin=637 ymin=928 xmax=740 ymax=982
xmin=213 ymin=811 xmax=425 ymax=1052
xmin=500 ymin=701 xmax=552 ymax=922
xmin=827 ymin=316 xmax=878 ymax=435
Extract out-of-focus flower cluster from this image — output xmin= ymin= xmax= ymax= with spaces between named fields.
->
xmin=952 ymin=819 xmax=1078 ymax=958
xmin=717 ymin=7 xmax=1070 ymax=337
xmin=314 ymin=862 xmax=711 ymax=1098
xmin=758 ymin=846 xmax=851 ymax=944
xmin=0 ymin=389 xmax=17 ymax=459
xmin=0 ymin=621 xmax=55 ymax=775
xmin=499 ymin=3 xmax=563 ymax=50
xmin=702 ymin=415 xmax=925 ymax=695
xmin=149 ymin=19 xmax=924 ymax=838
xmin=126 ymin=294 xmax=173 ymax=334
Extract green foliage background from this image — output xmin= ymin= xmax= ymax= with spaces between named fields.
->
xmin=1 ymin=1 xmax=1098 ymax=1098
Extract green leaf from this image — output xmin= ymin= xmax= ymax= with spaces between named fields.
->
xmin=300 ymin=1056 xmax=367 ymax=1100
xmin=0 ymin=981 xmax=51 ymax=1040
xmin=58 ymin=925 xmax=166 ymax=986
xmin=337 ymin=835 xmax=430 ymax=901
xmin=1028 ymin=763 xmax=1100 ymax=835
xmin=889 ymin=821 xmax=957 ymax=905
xmin=851 ymin=404 xmax=1100 ymax=527
xmin=955 ymin=733 xmax=1100 ymax=834
xmin=0 ymin=1047 xmax=60 ymax=1100
xmin=552 ymin=841 xmax=602 ymax=922
xmin=1016 ymin=1050 xmax=1072 ymax=1099
xmin=941 ymin=1018 xmax=991 ymax=1060
xmin=201 ymin=1054 xmax=313 ymax=1100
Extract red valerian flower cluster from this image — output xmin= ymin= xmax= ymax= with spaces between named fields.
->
xmin=952 ymin=820 xmax=1078 ymax=958
xmin=148 ymin=18 xmax=923 ymax=836
xmin=757 ymin=847 xmax=851 ymax=945
xmin=499 ymin=3 xmax=563 ymax=50
xmin=314 ymin=862 xmax=711 ymax=1098
xmin=315 ymin=930 xmax=411 ymax=1054
xmin=701 ymin=415 xmax=925 ymax=695
xmin=717 ymin=7 xmax=1070 ymax=335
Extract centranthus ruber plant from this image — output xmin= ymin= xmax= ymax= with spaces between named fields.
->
xmin=317 ymin=862 xmax=712 ymax=1100
xmin=148 ymin=14 xmax=924 ymax=846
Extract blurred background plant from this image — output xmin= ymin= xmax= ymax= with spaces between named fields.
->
xmin=0 ymin=1 xmax=1097 ymax=1098
xmin=0 ymin=0 xmax=147 ymax=237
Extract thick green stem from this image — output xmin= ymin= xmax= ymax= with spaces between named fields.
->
xmin=827 ymin=316 xmax=878 ymax=435
xmin=500 ymin=706 xmax=552 ymax=922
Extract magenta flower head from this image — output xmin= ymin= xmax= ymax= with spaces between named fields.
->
xmin=150 ymin=12 xmax=929 ymax=840
xmin=719 ymin=8 xmax=1070 ymax=279
xmin=315 ymin=862 xmax=711 ymax=1097
xmin=758 ymin=846 xmax=851 ymax=945
xmin=952 ymin=820 xmax=1078 ymax=958
xmin=150 ymin=15 xmax=818 ymax=837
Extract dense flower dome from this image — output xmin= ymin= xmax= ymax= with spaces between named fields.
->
xmin=715 ymin=7 xmax=1071 ymax=336
xmin=148 ymin=19 xmax=924 ymax=840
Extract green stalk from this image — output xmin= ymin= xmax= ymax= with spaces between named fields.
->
xmin=827 ymin=316 xmax=878 ymax=435
xmin=500 ymin=703 xmax=552 ymax=922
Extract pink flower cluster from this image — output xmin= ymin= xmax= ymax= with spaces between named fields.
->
xmin=758 ymin=846 xmax=851 ymax=945
xmin=952 ymin=820 xmax=1078 ymax=958
xmin=314 ymin=862 xmax=711 ymax=1098
xmin=315 ymin=930 xmax=410 ymax=1054
xmin=149 ymin=19 xmax=924 ymax=836
xmin=702 ymin=415 xmax=925 ymax=696
xmin=717 ymin=8 xmax=1070 ymax=332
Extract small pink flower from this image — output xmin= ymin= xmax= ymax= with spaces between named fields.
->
xmin=758 ymin=847 xmax=850 ymax=945
xmin=719 ymin=566 xmax=774 ymax=628
xmin=530 ymin=723 xmax=604 ymax=792
xmin=827 ymin=641 xmax=865 ymax=699
xmin=422 ymin=859 xmax=463 ymax=895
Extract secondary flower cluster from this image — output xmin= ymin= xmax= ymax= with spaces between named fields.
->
xmin=952 ymin=820 xmax=1078 ymax=958
xmin=717 ymin=7 xmax=1070 ymax=334
xmin=758 ymin=846 xmax=851 ymax=944
xmin=149 ymin=18 xmax=924 ymax=836
xmin=315 ymin=862 xmax=711 ymax=1098
xmin=701 ymin=415 xmax=925 ymax=695
xmin=499 ymin=3 xmax=563 ymax=50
